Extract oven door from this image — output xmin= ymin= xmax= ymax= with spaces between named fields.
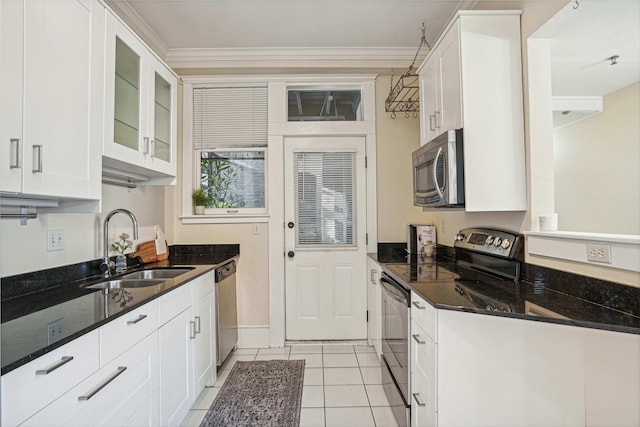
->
xmin=380 ymin=274 xmax=410 ymax=412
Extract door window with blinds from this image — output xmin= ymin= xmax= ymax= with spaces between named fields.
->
xmin=294 ymin=151 xmax=356 ymax=247
xmin=192 ymin=86 xmax=268 ymax=214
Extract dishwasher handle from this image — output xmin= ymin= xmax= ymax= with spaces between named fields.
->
xmin=216 ymin=259 xmax=237 ymax=282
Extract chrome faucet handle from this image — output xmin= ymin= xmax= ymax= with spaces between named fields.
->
xmin=100 ymin=259 xmax=115 ymax=276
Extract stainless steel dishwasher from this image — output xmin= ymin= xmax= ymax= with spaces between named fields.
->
xmin=215 ymin=257 xmax=238 ymax=367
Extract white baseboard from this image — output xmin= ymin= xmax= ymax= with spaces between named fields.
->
xmin=237 ymin=325 xmax=270 ymax=348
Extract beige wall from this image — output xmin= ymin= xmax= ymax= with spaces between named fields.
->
xmin=0 ymin=184 xmax=165 ymax=277
xmin=374 ymin=76 xmax=432 ymax=242
xmin=554 ymin=82 xmax=640 ymax=234
xmin=473 ymin=0 xmax=639 ymax=287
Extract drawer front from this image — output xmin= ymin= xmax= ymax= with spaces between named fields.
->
xmin=22 ymin=331 xmax=159 ymax=427
xmin=1 ymin=330 xmax=100 ymax=427
xmin=100 ymin=300 xmax=159 ymax=366
xmin=158 ymin=282 xmax=191 ymax=326
xmin=411 ymin=292 xmax=437 ymax=342
xmin=411 ymin=320 xmax=437 ymax=427
xmin=191 ymin=271 xmax=214 ymax=303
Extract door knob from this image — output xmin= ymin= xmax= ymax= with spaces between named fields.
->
xmin=287 ymin=222 xmax=295 ymax=229
xmin=287 ymin=251 xmax=295 ymax=258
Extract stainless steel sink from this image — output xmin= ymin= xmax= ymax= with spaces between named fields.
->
xmin=122 ymin=267 xmax=194 ymax=280
xmin=86 ymin=279 xmax=165 ymax=290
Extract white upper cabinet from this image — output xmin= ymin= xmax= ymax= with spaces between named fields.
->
xmin=418 ymin=11 xmax=526 ymax=211
xmin=1 ymin=0 xmax=102 ymax=200
xmin=420 ymin=20 xmax=462 ymax=144
xmin=103 ymin=12 xmax=177 ymax=184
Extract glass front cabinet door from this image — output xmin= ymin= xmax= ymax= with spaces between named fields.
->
xmin=104 ymin=12 xmax=177 ymax=182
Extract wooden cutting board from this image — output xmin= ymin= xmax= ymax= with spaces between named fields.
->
xmin=131 ymin=240 xmax=168 ymax=263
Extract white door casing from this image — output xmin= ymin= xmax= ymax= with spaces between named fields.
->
xmin=284 ymin=136 xmax=367 ymax=340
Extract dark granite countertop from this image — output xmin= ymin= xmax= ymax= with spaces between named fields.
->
xmin=1 ymin=244 xmax=240 ymax=375
xmin=370 ymin=244 xmax=639 ymax=335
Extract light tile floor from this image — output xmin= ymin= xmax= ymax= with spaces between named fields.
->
xmin=180 ymin=343 xmax=400 ymax=427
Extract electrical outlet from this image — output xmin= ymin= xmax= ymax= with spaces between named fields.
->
xmin=47 ymin=318 xmax=64 ymax=344
xmin=47 ymin=229 xmax=64 ymax=251
xmin=586 ymin=244 xmax=612 ymax=264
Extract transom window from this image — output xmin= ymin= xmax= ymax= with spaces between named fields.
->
xmin=287 ymin=88 xmax=362 ymax=122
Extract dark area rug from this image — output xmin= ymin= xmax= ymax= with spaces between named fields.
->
xmin=200 ymin=360 xmax=305 ymax=427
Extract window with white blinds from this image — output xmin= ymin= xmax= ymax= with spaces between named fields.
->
xmin=294 ymin=152 xmax=356 ymax=247
xmin=192 ymin=86 xmax=268 ymax=149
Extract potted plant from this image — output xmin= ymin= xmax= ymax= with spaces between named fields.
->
xmin=192 ymin=187 xmax=209 ymax=214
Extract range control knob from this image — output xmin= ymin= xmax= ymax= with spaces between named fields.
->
xmin=486 ymin=235 xmax=495 ymax=245
xmin=501 ymin=239 xmax=511 ymax=250
xmin=493 ymin=237 xmax=502 ymax=247
xmin=454 ymin=233 xmax=466 ymax=242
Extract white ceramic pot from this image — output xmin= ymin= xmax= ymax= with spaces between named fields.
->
xmin=194 ymin=205 xmax=205 ymax=215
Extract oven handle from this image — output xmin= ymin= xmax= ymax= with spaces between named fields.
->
xmin=433 ymin=146 xmax=444 ymax=200
xmin=380 ymin=277 xmax=410 ymax=305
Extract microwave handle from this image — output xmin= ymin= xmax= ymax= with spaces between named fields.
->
xmin=433 ymin=147 xmax=444 ymax=199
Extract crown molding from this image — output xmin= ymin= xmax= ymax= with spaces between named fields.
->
xmin=165 ymin=47 xmax=424 ymax=63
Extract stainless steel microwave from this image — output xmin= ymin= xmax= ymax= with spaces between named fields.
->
xmin=412 ymin=129 xmax=464 ymax=207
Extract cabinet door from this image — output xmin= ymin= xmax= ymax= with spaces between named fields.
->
xmin=192 ymin=292 xmax=215 ymax=396
xmin=410 ymin=320 xmax=437 ymax=427
xmin=159 ymin=308 xmax=193 ymax=427
xmin=1 ymin=0 xmax=96 ymax=198
xmin=22 ymin=0 xmax=94 ymax=198
xmin=419 ymin=58 xmax=439 ymax=145
xmin=0 ymin=0 xmax=24 ymax=193
xmin=146 ymin=56 xmax=177 ymax=176
xmin=367 ymin=258 xmax=382 ymax=357
xmin=438 ymin=20 xmax=462 ymax=133
xmin=22 ymin=332 xmax=160 ymax=427
xmin=104 ymin=15 xmax=149 ymax=168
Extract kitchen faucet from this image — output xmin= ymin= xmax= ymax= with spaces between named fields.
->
xmin=102 ymin=208 xmax=138 ymax=276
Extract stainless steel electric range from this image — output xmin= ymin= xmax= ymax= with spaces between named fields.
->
xmin=379 ymin=227 xmax=525 ymax=427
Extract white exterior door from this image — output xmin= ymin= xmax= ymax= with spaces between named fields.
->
xmin=284 ymin=136 xmax=367 ymax=340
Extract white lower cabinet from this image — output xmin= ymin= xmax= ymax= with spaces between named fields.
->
xmin=367 ymin=257 xmax=382 ymax=357
xmin=3 ymin=271 xmax=220 ymax=427
xmin=410 ymin=320 xmax=437 ymax=427
xmin=158 ymin=270 xmax=216 ymax=426
xmin=410 ymin=291 xmax=640 ymax=427
xmin=192 ymin=283 xmax=216 ymax=395
xmin=1 ymin=330 xmax=100 ymax=427
xmin=21 ymin=332 xmax=160 ymax=427
xmin=159 ymin=308 xmax=193 ymax=426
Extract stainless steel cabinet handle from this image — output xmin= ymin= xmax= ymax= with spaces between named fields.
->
xmin=32 ymin=145 xmax=43 ymax=173
xmin=412 ymin=334 xmax=426 ymax=345
xmin=143 ymin=137 xmax=150 ymax=155
xmin=126 ymin=314 xmax=147 ymax=325
xmin=189 ymin=320 xmax=196 ymax=339
xmin=78 ymin=366 xmax=127 ymax=401
xmin=35 ymin=356 xmax=74 ymax=375
xmin=10 ymin=138 xmax=21 ymax=169
xmin=370 ymin=269 xmax=378 ymax=284
xmin=412 ymin=301 xmax=425 ymax=310
xmin=195 ymin=316 xmax=201 ymax=334
xmin=413 ymin=392 xmax=426 ymax=407
xmin=434 ymin=110 xmax=441 ymax=129
xmin=429 ymin=114 xmax=435 ymax=131
xmin=150 ymin=139 xmax=156 ymax=158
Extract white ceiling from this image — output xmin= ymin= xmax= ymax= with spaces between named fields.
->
xmin=532 ymin=0 xmax=640 ymax=97
xmin=106 ymin=0 xmax=477 ymax=73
